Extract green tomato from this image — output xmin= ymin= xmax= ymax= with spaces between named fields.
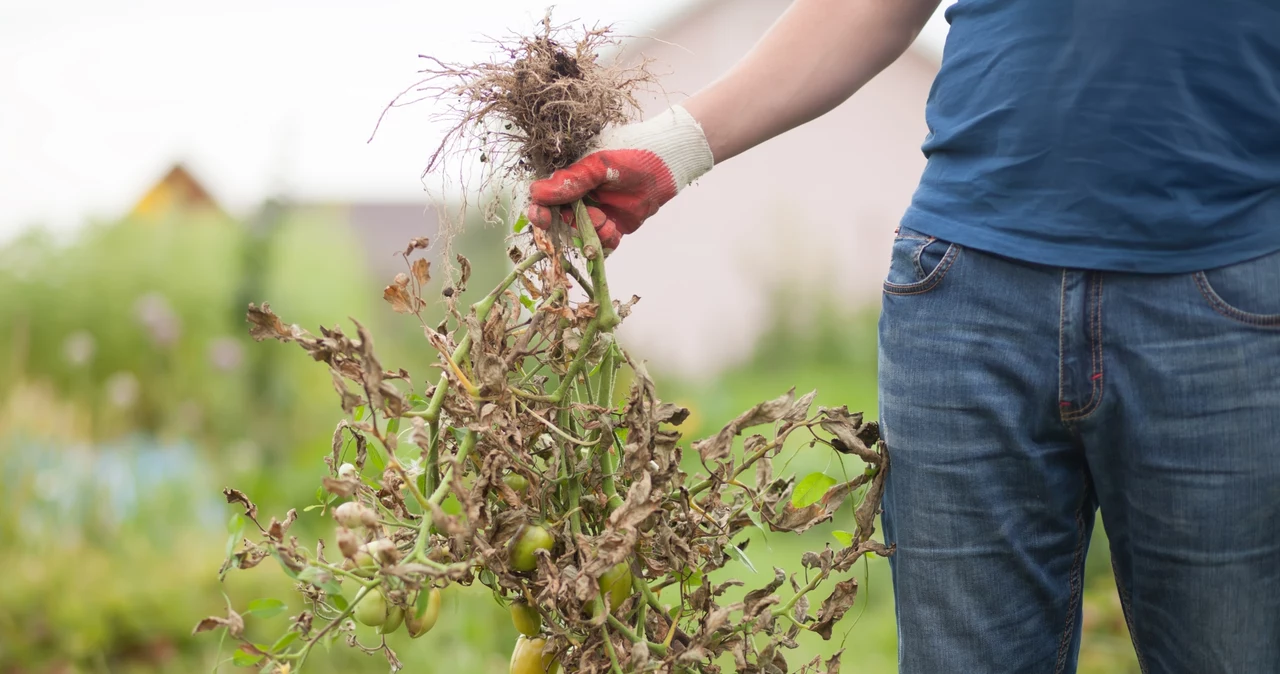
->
xmin=509 ymin=524 xmax=555 ymax=572
xmin=406 ymin=587 xmax=442 ymax=638
xmin=380 ymin=605 xmax=404 ymax=634
xmin=509 ymin=599 xmax=542 ymax=637
xmin=599 ymin=563 xmax=633 ymax=613
xmin=354 ymin=589 xmax=388 ymax=627
xmin=509 ymin=636 xmax=560 ymax=674
xmin=587 ymin=563 xmax=633 ymax=617
xmin=503 ymin=473 xmax=530 ymax=497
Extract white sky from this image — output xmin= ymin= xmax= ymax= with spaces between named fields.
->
xmin=0 ymin=0 xmax=952 ymax=239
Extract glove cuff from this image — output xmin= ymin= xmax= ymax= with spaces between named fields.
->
xmin=596 ymin=105 xmax=715 ymax=192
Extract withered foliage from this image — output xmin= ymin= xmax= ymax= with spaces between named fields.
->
xmin=206 ymin=225 xmax=891 ymax=672
xmin=201 ymin=12 xmax=892 ymax=674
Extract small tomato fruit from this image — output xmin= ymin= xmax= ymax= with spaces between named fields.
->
xmin=509 ymin=636 xmax=560 ymax=674
xmin=380 ymin=605 xmax=404 ymax=634
xmin=509 ymin=599 xmax=541 ymax=637
xmin=354 ymin=589 xmax=388 ymax=627
xmin=338 ymin=462 xmax=358 ymax=480
xmin=503 ymin=473 xmax=530 ymax=497
xmin=598 ymin=563 xmax=632 ymax=614
xmin=406 ymin=587 xmax=442 ymax=638
xmin=509 ymin=524 xmax=554 ymax=572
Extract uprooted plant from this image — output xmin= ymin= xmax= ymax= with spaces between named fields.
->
xmin=197 ymin=12 xmax=891 ymax=674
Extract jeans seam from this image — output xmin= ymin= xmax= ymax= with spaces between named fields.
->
xmin=883 ymin=245 xmax=961 ymax=296
xmin=1194 ymin=271 xmax=1280 ymax=327
xmin=1053 ymin=485 xmax=1090 ymax=674
xmin=1058 ymin=270 xmax=1068 ymax=415
xmin=1110 ymin=557 xmax=1151 ymax=674
xmin=1063 ymin=275 xmax=1104 ymax=422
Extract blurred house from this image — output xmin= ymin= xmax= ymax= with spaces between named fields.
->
xmin=129 ymin=163 xmax=227 ymax=221
xmin=130 ymin=164 xmax=443 ymax=283
xmin=605 ymin=0 xmax=942 ymax=378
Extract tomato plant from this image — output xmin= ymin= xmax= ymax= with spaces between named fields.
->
xmin=194 ymin=13 xmax=890 ymax=674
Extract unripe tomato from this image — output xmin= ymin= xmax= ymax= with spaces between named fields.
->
xmin=509 ymin=524 xmax=554 ymax=572
xmin=338 ymin=462 xmax=358 ymax=480
xmin=504 ymin=473 xmax=530 ymax=497
xmin=598 ymin=563 xmax=633 ymax=614
xmin=354 ymin=589 xmax=388 ymax=627
xmin=380 ymin=606 xmax=404 ymax=634
xmin=406 ymin=587 xmax=442 ymax=638
xmin=509 ymin=636 xmax=560 ymax=674
xmin=509 ymin=599 xmax=542 ymax=637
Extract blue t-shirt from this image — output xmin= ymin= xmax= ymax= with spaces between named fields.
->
xmin=901 ymin=0 xmax=1280 ymax=273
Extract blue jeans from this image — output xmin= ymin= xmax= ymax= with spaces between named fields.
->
xmin=878 ymin=226 xmax=1280 ymax=674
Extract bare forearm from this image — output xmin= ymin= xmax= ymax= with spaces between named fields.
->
xmin=682 ymin=0 xmax=942 ymax=163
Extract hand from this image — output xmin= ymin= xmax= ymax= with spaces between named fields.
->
xmin=525 ymin=105 xmax=714 ymax=249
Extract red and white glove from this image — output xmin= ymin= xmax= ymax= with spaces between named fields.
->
xmin=525 ymin=105 xmax=715 ymax=249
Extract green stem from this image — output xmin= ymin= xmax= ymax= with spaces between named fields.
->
xmin=772 ymin=569 xmax=829 ymax=618
xmin=294 ymin=580 xmax=381 ymax=668
xmin=688 ymin=434 xmax=785 ymax=498
xmin=601 ymin=624 xmax=625 ymax=674
xmin=572 ymin=201 xmax=619 ymax=330
xmin=413 ymin=429 xmax=477 ymax=561
xmin=606 ymin=614 xmax=668 ymax=657
xmin=416 ymin=250 xmax=548 ymax=491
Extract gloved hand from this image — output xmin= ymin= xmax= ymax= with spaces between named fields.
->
xmin=525 ymin=105 xmax=715 ymax=249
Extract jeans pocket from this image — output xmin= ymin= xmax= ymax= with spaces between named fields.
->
xmin=883 ymin=226 xmax=961 ymax=296
xmin=1194 ymin=248 xmax=1280 ymax=327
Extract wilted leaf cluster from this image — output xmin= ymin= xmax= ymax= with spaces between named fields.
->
xmin=203 ymin=215 xmax=890 ymax=672
xmin=200 ymin=12 xmax=891 ymax=674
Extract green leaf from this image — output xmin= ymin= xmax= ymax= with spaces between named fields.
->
xmin=231 ymin=649 xmax=262 ymax=667
xmin=354 ymin=405 xmax=365 ymax=421
xmin=227 ymin=513 xmax=245 ymax=535
xmin=297 ymin=566 xmax=343 ymax=597
xmin=728 ymin=544 xmax=758 ymax=574
xmin=386 ymin=416 xmax=401 ymax=436
xmin=366 ymin=441 xmax=387 ymax=473
xmin=408 ymin=393 xmax=427 ymax=407
xmin=681 ymin=567 xmax=703 ymax=588
xmin=331 ymin=593 xmax=349 ymax=611
xmin=513 ymin=212 xmax=529 ymax=233
xmin=302 ymin=504 xmax=324 ymax=513
xmin=246 ymin=598 xmax=287 ymax=619
xmin=832 ymin=530 xmax=855 ymax=547
xmin=271 ymin=631 xmax=301 ymax=653
xmin=519 ymin=294 xmax=535 ymax=311
xmin=791 ymin=472 xmax=838 ymax=509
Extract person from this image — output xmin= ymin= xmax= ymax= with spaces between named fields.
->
xmin=525 ymin=0 xmax=1280 ymax=672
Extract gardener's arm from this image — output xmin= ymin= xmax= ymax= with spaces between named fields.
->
xmin=528 ymin=0 xmax=942 ymax=247
xmin=685 ymin=0 xmax=941 ymax=163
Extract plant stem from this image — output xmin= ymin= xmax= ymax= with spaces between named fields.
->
xmin=601 ymin=624 xmax=625 ymax=674
xmin=572 ymin=201 xmax=619 ymax=330
xmin=294 ymin=580 xmax=380 ymax=668
xmin=606 ymin=614 xmax=668 ymax=657
xmin=413 ymin=429 xmax=476 ymax=561
xmin=772 ymin=569 xmax=830 ymax=618
xmin=687 ymin=433 xmax=787 ymax=497
xmin=594 ymin=345 xmax=624 ymax=512
xmin=416 ymin=250 xmax=547 ymax=491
